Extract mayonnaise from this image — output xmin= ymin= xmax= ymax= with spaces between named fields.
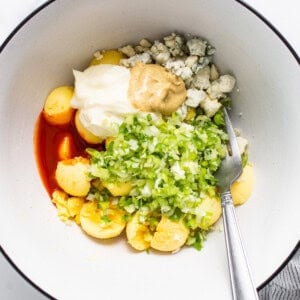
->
xmin=71 ymin=64 xmax=138 ymax=138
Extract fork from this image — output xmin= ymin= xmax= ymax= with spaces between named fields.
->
xmin=215 ymin=107 xmax=258 ymax=300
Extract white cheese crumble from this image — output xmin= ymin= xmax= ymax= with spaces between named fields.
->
xmin=185 ymin=89 xmax=206 ymax=107
xmin=120 ymin=52 xmax=152 ymax=67
xmin=192 ymin=66 xmax=211 ymax=90
xmin=119 ymin=45 xmax=136 ymax=57
xmin=93 ymin=51 xmax=103 ymax=60
xmin=139 ymin=38 xmax=152 ymax=48
xmin=187 ymin=38 xmax=207 ymax=56
xmin=164 ymin=33 xmax=185 ymax=56
xmin=210 ymin=64 xmax=219 ymax=81
xmin=200 ymin=97 xmax=222 ymax=117
xmin=218 ymin=74 xmax=236 ymax=93
xmin=150 ymin=41 xmax=171 ymax=64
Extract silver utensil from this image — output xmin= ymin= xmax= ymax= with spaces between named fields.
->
xmin=215 ymin=107 xmax=258 ymax=300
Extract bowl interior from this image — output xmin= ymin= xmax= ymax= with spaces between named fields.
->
xmin=0 ymin=0 xmax=299 ymax=299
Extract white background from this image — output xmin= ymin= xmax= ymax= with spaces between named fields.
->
xmin=0 ymin=0 xmax=299 ymax=299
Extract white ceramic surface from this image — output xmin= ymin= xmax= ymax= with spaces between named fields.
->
xmin=0 ymin=0 xmax=299 ymax=299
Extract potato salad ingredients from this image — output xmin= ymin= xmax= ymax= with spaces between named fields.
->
xmin=35 ymin=32 xmax=254 ymax=254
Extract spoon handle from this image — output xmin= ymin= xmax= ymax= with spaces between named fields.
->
xmin=221 ymin=191 xmax=259 ymax=300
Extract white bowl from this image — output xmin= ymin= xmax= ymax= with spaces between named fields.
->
xmin=0 ymin=0 xmax=299 ymax=299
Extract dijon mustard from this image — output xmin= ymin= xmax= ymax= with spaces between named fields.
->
xmin=128 ymin=62 xmax=186 ymax=115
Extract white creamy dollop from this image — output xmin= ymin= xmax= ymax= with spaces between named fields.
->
xmin=71 ymin=64 xmax=138 ymax=138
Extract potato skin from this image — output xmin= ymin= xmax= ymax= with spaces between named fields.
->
xmin=55 ymin=157 xmax=91 ymax=197
xmin=74 ymin=111 xmax=103 ymax=144
xmin=43 ymin=86 xmax=74 ymax=125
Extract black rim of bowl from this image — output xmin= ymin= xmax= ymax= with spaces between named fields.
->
xmin=0 ymin=1 xmax=299 ymax=299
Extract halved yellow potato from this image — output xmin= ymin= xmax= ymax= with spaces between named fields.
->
xmin=197 ymin=196 xmax=222 ymax=230
xmin=150 ymin=216 xmax=189 ymax=252
xmin=80 ymin=202 xmax=126 ymax=239
xmin=57 ymin=133 xmax=74 ymax=160
xmin=74 ymin=111 xmax=103 ymax=144
xmin=231 ymin=164 xmax=254 ymax=205
xmin=43 ymin=86 xmax=74 ymax=125
xmin=126 ymin=213 xmax=152 ymax=251
xmin=89 ymin=50 xmax=125 ymax=66
xmin=55 ymin=157 xmax=91 ymax=197
xmin=102 ymin=181 xmax=132 ymax=196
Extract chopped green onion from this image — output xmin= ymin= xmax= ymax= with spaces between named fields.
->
xmin=88 ymin=113 xmax=228 ymax=246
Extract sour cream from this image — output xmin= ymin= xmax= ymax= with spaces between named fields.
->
xmin=71 ymin=64 xmax=138 ymax=138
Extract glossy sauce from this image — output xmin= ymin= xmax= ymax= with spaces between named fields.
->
xmin=34 ymin=112 xmax=103 ymax=196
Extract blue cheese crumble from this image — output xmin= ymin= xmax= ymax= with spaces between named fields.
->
xmin=120 ymin=32 xmax=236 ymax=118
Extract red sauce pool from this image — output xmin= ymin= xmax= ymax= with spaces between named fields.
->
xmin=34 ymin=112 xmax=103 ymax=196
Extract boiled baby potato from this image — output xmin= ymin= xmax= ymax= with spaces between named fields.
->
xmin=150 ymin=216 xmax=189 ymax=252
xmin=89 ymin=50 xmax=125 ymax=66
xmin=231 ymin=164 xmax=254 ymax=205
xmin=43 ymin=86 xmax=74 ymax=125
xmin=74 ymin=111 xmax=103 ymax=144
xmin=198 ymin=195 xmax=222 ymax=230
xmin=80 ymin=201 xmax=126 ymax=239
xmin=102 ymin=181 xmax=132 ymax=196
xmin=55 ymin=157 xmax=91 ymax=197
xmin=126 ymin=213 xmax=152 ymax=251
